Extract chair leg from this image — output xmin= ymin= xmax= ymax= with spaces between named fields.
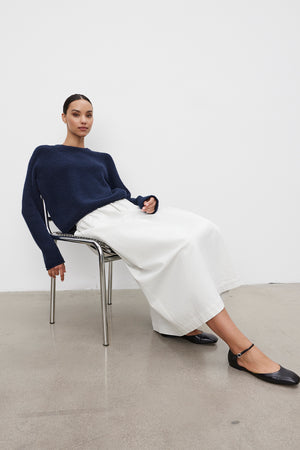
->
xmin=50 ymin=276 xmax=56 ymax=324
xmin=97 ymin=249 xmax=109 ymax=346
xmin=107 ymin=261 xmax=113 ymax=306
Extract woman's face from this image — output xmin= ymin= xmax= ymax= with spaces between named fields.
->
xmin=62 ymin=99 xmax=93 ymax=138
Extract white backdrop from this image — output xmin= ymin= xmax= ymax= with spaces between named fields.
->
xmin=1 ymin=1 xmax=299 ymax=291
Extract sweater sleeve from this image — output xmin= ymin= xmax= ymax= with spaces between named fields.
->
xmin=21 ymin=148 xmax=65 ymax=270
xmin=105 ymin=154 xmax=159 ymax=214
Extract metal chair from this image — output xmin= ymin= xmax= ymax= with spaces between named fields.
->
xmin=41 ymin=198 xmax=121 ymax=346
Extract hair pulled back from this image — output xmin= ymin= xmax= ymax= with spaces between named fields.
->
xmin=63 ymin=94 xmax=92 ymax=114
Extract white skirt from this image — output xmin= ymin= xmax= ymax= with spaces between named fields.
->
xmin=75 ymin=199 xmax=241 ymax=335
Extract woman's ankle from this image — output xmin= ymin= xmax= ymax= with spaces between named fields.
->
xmin=229 ymin=339 xmax=253 ymax=355
xmin=186 ymin=329 xmax=202 ymax=336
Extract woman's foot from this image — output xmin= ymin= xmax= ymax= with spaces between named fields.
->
xmin=228 ymin=344 xmax=299 ymax=385
xmin=186 ymin=329 xmax=203 ymax=336
xmin=183 ymin=329 xmax=218 ymax=344
xmin=234 ymin=345 xmax=280 ymax=374
xmin=205 ymin=308 xmax=299 ymax=385
xmin=159 ymin=329 xmax=218 ymax=344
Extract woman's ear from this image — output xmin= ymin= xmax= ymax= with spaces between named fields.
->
xmin=61 ymin=113 xmax=67 ymax=124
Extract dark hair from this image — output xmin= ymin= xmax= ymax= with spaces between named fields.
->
xmin=63 ymin=94 xmax=92 ymax=114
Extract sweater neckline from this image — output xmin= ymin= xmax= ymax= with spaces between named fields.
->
xmin=56 ymin=144 xmax=88 ymax=150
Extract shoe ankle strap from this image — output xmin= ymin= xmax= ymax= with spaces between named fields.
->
xmin=236 ymin=343 xmax=254 ymax=358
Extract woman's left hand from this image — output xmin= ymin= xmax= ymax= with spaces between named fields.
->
xmin=142 ymin=197 xmax=157 ymax=214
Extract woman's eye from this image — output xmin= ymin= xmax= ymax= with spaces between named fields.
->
xmin=72 ymin=113 xmax=79 ymax=117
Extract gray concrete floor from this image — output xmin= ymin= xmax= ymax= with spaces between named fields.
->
xmin=0 ymin=284 xmax=299 ymax=450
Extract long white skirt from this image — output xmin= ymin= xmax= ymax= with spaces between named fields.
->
xmin=75 ymin=199 xmax=241 ymax=335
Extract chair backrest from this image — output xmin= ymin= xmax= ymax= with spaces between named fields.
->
xmin=40 ymin=197 xmax=120 ymax=258
xmin=41 ymin=197 xmax=53 ymax=234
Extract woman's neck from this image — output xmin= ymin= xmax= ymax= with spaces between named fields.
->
xmin=63 ymin=135 xmax=86 ymax=148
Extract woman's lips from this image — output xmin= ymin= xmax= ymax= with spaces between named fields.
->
xmin=78 ymin=127 xmax=88 ymax=130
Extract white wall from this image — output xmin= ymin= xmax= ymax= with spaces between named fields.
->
xmin=1 ymin=1 xmax=299 ymax=292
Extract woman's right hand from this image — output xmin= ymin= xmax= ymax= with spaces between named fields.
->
xmin=48 ymin=263 xmax=66 ymax=281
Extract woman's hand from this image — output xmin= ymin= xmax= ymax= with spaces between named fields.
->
xmin=142 ymin=197 xmax=157 ymax=214
xmin=48 ymin=263 xmax=66 ymax=281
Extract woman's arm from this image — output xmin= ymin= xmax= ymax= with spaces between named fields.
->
xmin=105 ymin=153 xmax=159 ymax=214
xmin=22 ymin=147 xmax=65 ymax=271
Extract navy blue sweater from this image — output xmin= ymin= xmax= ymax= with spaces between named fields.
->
xmin=22 ymin=144 xmax=159 ymax=270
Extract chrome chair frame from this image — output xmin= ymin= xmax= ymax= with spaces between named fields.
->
xmin=42 ymin=198 xmax=121 ymax=346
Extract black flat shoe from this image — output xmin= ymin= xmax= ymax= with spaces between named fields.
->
xmin=160 ymin=331 xmax=218 ymax=345
xmin=228 ymin=343 xmax=300 ymax=386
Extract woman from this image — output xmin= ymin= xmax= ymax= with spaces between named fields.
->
xmin=22 ymin=94 xmax=299 ymax=386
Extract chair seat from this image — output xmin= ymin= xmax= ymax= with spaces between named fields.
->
xmin=52 ymin=231 xmax=121 ymax=260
